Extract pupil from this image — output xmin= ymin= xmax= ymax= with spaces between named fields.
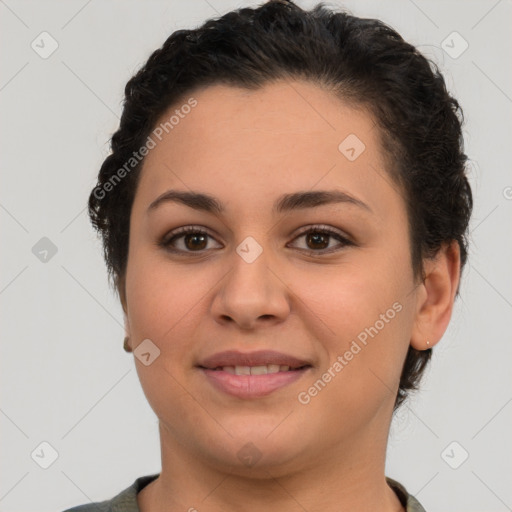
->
xmin=307 ymin=232 xmax=328 ymax=249
xmin=185 ymin=233 xmax=207 ymax=250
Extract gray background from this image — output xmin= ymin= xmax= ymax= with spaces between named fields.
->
xmin=1 ymin=1 xmax=511 ymax=511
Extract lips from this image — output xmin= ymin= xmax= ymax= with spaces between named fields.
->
xmin=197 ymin=350 xmax=313 ymax=399
xmin=197 ymin=350 xmax=312 ymax=370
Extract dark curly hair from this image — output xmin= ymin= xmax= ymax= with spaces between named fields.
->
xmin=88 ymin=0 xmax=473 ymax=409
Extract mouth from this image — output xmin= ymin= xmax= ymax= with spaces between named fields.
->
xmin=199 ymin=364 xmax=311 ymax=374
xmin=197 ymin=349 xmax=312 ymax=370
xmin=196 ymin=350 xmax=313 ymax=399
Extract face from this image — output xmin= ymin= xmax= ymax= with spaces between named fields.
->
xmin=122 ymin=80 xmax=422 ymax=476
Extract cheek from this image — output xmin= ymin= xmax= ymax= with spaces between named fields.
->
xmin=304 ymin=251 xmax=413 ymax=390
xmin=124 ymin=252 xmax=211 ymax=421
xmin=306 ymin=254 xmax=406 ymax=334
xmin=297 ymin=291 xmax=412 ymax=438
xmin=124 ymin=248 xmax=209 ymax=350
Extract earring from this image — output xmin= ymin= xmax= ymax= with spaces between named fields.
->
xmin=123 ymin=336 xmax=132 ymax=353
xmin=426 ymin=340 xmax=430 ymax=348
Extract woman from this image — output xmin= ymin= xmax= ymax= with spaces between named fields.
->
xmin=65 ymin=0 xmax=472 ymax=510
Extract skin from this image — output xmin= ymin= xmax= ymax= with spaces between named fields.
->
xmin=119 ymin=79 xmax=461 ymax=511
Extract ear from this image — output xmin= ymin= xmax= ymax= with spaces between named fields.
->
xmin=410 ymin=240 xmax=461 ymax=350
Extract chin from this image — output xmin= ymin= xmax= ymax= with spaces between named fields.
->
xmin=206 ymin=441 xmax=306 ymax=479
xmin=200 ymin=424 xmax=307 ymax=474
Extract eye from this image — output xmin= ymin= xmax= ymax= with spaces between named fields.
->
xmin=159 ymin=226 xmax=221 ymax=253
xmin=288 ymin=225 xmax=354 ymax=255
xmin=159 ymin=224 xmax=354 ymax=255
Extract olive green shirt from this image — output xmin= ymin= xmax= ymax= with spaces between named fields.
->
xmin=62 ymin=473 xmax=426 ymax=511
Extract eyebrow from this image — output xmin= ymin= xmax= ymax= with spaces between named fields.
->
xmin=147 ymin=189 xmax=372 ymax=215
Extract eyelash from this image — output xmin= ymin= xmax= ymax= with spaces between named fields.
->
xmin=159 ymin=224 xmax=354 ymax=256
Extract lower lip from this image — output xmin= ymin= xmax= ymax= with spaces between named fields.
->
xmin=199 ymin=367 xmax=310 ymax=399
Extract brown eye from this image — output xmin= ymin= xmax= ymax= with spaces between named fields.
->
xmin=305 ymin=231 xmax=330 ymax=250
xmin=183 ymin=232 xmax=208 ymax=251
xmin=160 ymin=226 xmax=221 ymax=254
xmin=289 ymin=225 xmax=353 ymax=255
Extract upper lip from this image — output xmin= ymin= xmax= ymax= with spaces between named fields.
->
xmin=198 ymin=350 xmax=312 ymax=369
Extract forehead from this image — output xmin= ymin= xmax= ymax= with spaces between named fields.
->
xmin=134 ymin=79 xmax=402 ymax=219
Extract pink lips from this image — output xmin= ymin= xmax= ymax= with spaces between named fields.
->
xmin=197 ymin=350 xmax=312 ymax=399
xmin=198 ymin=349 xmax=311 ymax=369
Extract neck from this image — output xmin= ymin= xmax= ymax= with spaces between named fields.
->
xmin=138 ymin=418 xmax=404 ymax=512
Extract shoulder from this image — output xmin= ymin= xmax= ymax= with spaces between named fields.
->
xmin=61 ymin=474 xmax=160 ymax=512
xmin=386 ymin=477 xmax=427 ymax=512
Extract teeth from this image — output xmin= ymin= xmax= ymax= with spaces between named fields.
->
xmin=234 ymin=366 xmax=251 ymax=375
xmin=220 ymin=364 xmax=294 ymax=374
xmin=250 ymin=365 xmax=268 ymax=375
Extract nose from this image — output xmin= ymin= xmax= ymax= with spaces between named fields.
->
xmin=210 ymin=244 xmax=291 ymax=331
